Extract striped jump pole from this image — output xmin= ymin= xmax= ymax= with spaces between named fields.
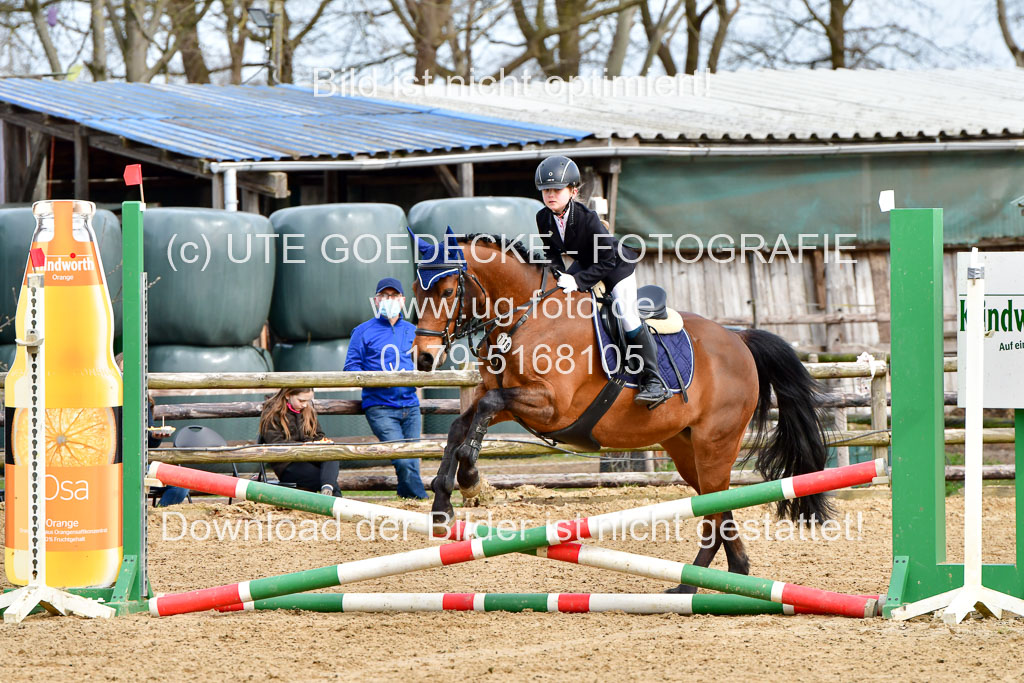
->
xmin=529 ymin=543 xmax=884 ymax=617
xmin=153 ymin=462 xmax=883 ymax=617
xmin=217 ymin=541 xmax=885 ymax=617
xmin=217 ymin=592 xmax=832 ymax=615
xmin=148 ymin=462 xmax=454 ymax=539
xmin=148 ymin=457 xmax=885 ymax=541
xmin=148 ymin=459 xmax=886 ymax=617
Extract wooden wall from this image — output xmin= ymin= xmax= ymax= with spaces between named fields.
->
xmin=637 ymin=248 xmax=970 ymax=393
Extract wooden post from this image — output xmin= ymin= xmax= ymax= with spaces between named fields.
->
xmin=748 ymin=259 xmax=759 ymax=329
xmin=811 ymin=250 xmax=827 ymax=349
xmin=434 ymin=165 xmax=460 ymax=197
xmin=270 ymin=0 xmax=284 ymax=85
xmin=18 ymin=132 xmax=50 ymax=203
xmin=73 ymin=127 xmax=89 ymax=200
xmin=324 ymin=170 xmax=340 ymax=203
xmin=211 ymin=173 xmax=224 ymax=209
xmin=241 ymin=188 xmax=260 ymax=213
xmin=459 ymin=361 xmax=476 ymax=414
xmin=2 ymin=121 xmax=27 ymax=202
xmin=834 ymin=407 xmax=849 ymax=467
xmin=823 ymin=256 xmax=844 ymax=350
xmin=459 ymin=385 xmax=473 ymax=414
xmin=868 ymin=251 xmax=891 ymax=343
xmin=457 ymin=162 xmax=474 ymax=197
xmin=606 ymin=159 xmax=621 ymax=232
xmin=870 ymin=372 xmax=888 ymax=463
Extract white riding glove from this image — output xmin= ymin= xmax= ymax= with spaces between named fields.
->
xmin=557 ymin=272 xmax=579 ymax=293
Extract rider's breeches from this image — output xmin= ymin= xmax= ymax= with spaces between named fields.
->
xmin=610 ymin=273 xmax=643 ymax=333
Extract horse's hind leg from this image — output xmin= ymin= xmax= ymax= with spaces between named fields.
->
xmin=662 ymin=430 xmax=750 ymax=594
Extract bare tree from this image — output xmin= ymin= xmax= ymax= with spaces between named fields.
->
xmin=101 ymin=0 xmax=213 ymax=81
xmin=389 ymin=0 xmax=452 ymax=81
xmin=220 ymin=0 xmax=255 ymax=84
xmin=637 ymin=0 xmax=683 ymax=75
xmin=170 ymin=0 xmax=212 ymax=82
xmin=635 ymin=0 xmax=738 ymax=75
xmin=725 ymin=0 xmax=946 ymax=70
xmin=502 ymin=0 xmax=641 ymax=78
xmin=997 ymin=0 xmax=1024 ymax=66
xmin=353 ymin=0 xmax=509 ymax=82
xmin=88 ymin=0 xmax=108 ymax=79
xmin=0 ymin=1 xmax=100 ymax=78
xmin=707 ymin=0 xmax=739 ymax=71
xmin=605 ymin=4 xmax=638 ymax=76
xmin=26 ymin=0 xmax=63 ymax=73
xmin=800 ymin=0 xmax=850 ymax=68
xmin=273 ymin=0 xmax=337 ymax=83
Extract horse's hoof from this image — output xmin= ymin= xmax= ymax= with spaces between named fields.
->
xmin=664 ymin=583 xmax=698 ymax=595
xmin=458 ymin=475 xmax=482 ymax=499
xmin=431 ymin=521 xmax=453 ymax=538
xmin=457 ymin=464 xmax=481 ymax=498
xmin=430 ymin=510 xmax=454 ymax=537
xmin=430 ymin=497 xmax=454 ymax=528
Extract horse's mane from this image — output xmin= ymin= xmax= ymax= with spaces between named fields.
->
xmin=458 ymin=233 xmax=546 ymax=269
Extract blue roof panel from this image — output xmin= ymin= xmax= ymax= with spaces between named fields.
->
xmin=0 ymin=80 xmax=589 ymax=161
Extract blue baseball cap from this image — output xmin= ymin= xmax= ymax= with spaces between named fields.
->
xmin=375 ymin=277 xmax=404 ymax=295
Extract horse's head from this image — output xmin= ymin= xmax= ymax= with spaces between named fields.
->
xmin=408 ymin=227 xmax=469 ymax=372
xmin=408 ymin=228 xmax=545 ymax=371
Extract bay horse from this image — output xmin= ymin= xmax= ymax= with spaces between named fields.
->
xmin=410 ymin=232 xmax=831 ymax=591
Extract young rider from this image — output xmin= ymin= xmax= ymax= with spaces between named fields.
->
xmin=534 ymin=155 xmax=670 ymax=406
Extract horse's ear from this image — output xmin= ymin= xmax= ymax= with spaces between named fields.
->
xmin=445 ymin=226 xmax=465 ymax=266
xmin=407 ymin=226 xmax=438 ymax=262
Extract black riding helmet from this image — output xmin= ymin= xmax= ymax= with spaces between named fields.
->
xmin=535 ymin=155 xmax=581 ymax=190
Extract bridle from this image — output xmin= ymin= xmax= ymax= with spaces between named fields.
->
xmin=414 ymin=265 xmax=487 ymax=361
xmin=414 ymin=260 xmax=561 ymax=367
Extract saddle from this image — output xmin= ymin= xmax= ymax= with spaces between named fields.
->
xmin=523 ymin=281 xmax=688 ymax=451
xmin=591 ymin=282 xmax=684 ymax=349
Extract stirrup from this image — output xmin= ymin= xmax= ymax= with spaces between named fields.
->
xmin=634 ymin=377 xmax=671 ymax=410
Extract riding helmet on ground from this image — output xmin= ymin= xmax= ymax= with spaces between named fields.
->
xmin=535 ymin=155 xmax=581 ymax=190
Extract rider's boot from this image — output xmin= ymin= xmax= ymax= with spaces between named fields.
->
xmin=632 ymin=325 xmax=671 ymax=408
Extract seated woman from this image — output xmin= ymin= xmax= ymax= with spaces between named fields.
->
xmin=258 ymin=388 xmax=339 ymax=496
xmin=149 ymin=396 xmax=188 ymax=506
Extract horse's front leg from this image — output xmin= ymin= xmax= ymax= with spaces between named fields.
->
xmin=431 ymin=404 xmax=476 ymax=527
xmin=452 ymin=384 xmax=556 ymax=503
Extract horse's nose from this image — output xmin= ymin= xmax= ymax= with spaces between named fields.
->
xmin=417 ymin=352 xmax=435 ymax=372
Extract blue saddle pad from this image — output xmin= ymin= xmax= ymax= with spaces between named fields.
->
xmin=590 ymin=300 xmax=694 ymax=392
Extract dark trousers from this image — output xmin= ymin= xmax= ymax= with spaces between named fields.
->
xmin=277 ymin=461 xmax=341 ymax=493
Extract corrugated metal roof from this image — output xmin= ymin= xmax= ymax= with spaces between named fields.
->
xmin=380 ymin=68 xmax=1024 ymax=143
xmin=0 ymin=80 xmax=589 ymax=161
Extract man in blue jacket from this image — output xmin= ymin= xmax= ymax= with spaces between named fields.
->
xmin=344 ymin=277 xmax=428 ymax=499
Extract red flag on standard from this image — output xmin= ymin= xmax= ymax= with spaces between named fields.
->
xmin=123 ymin=164 xmax=145 ymax=203
xmin=30 ymin=248 xmax=45 ymax=269
xmin=123 ymin=164 xmax=142 ymax=186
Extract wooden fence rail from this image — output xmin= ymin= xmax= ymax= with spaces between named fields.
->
xmin=147 ymin=427 xmax=1015 ymax=465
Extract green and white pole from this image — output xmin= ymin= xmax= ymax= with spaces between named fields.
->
xmin=149 ymin=459 xmax=885 ymax=617
xmin=218 ymin=592 xmax=835 ymax=615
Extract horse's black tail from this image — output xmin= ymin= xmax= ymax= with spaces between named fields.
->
xmin=739 ymin=329 xmax=834 ymax=522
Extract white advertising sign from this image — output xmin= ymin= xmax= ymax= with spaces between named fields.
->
xmin=956 ymin=252 xmax=1024 ymax=409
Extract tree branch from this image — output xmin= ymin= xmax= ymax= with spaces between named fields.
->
xmin=996 ymin=0 xmax=1024 ymax=66
xmin=798 ymin=0 xmax=827 ymax=32
xmin=27 ymin=0 xmax=62 ymax=73
xmin=105 ymin=0 xmax=128 ymax=55
xmin=290 ymin=0 xmax=337 ymax=47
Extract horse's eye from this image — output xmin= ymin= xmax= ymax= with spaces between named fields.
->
xmin=443 ymin=288 xmax=454 ymax=297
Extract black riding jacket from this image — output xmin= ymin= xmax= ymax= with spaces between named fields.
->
xmin=536 ymin=200 xmax=636 ymax=291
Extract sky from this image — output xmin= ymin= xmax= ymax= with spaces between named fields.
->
xmin=0 ymin=0 xmax=1022 ymax=82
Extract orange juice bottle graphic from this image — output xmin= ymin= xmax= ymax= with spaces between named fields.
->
xmin=4 ymin=200 xmax=123 ymax=588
